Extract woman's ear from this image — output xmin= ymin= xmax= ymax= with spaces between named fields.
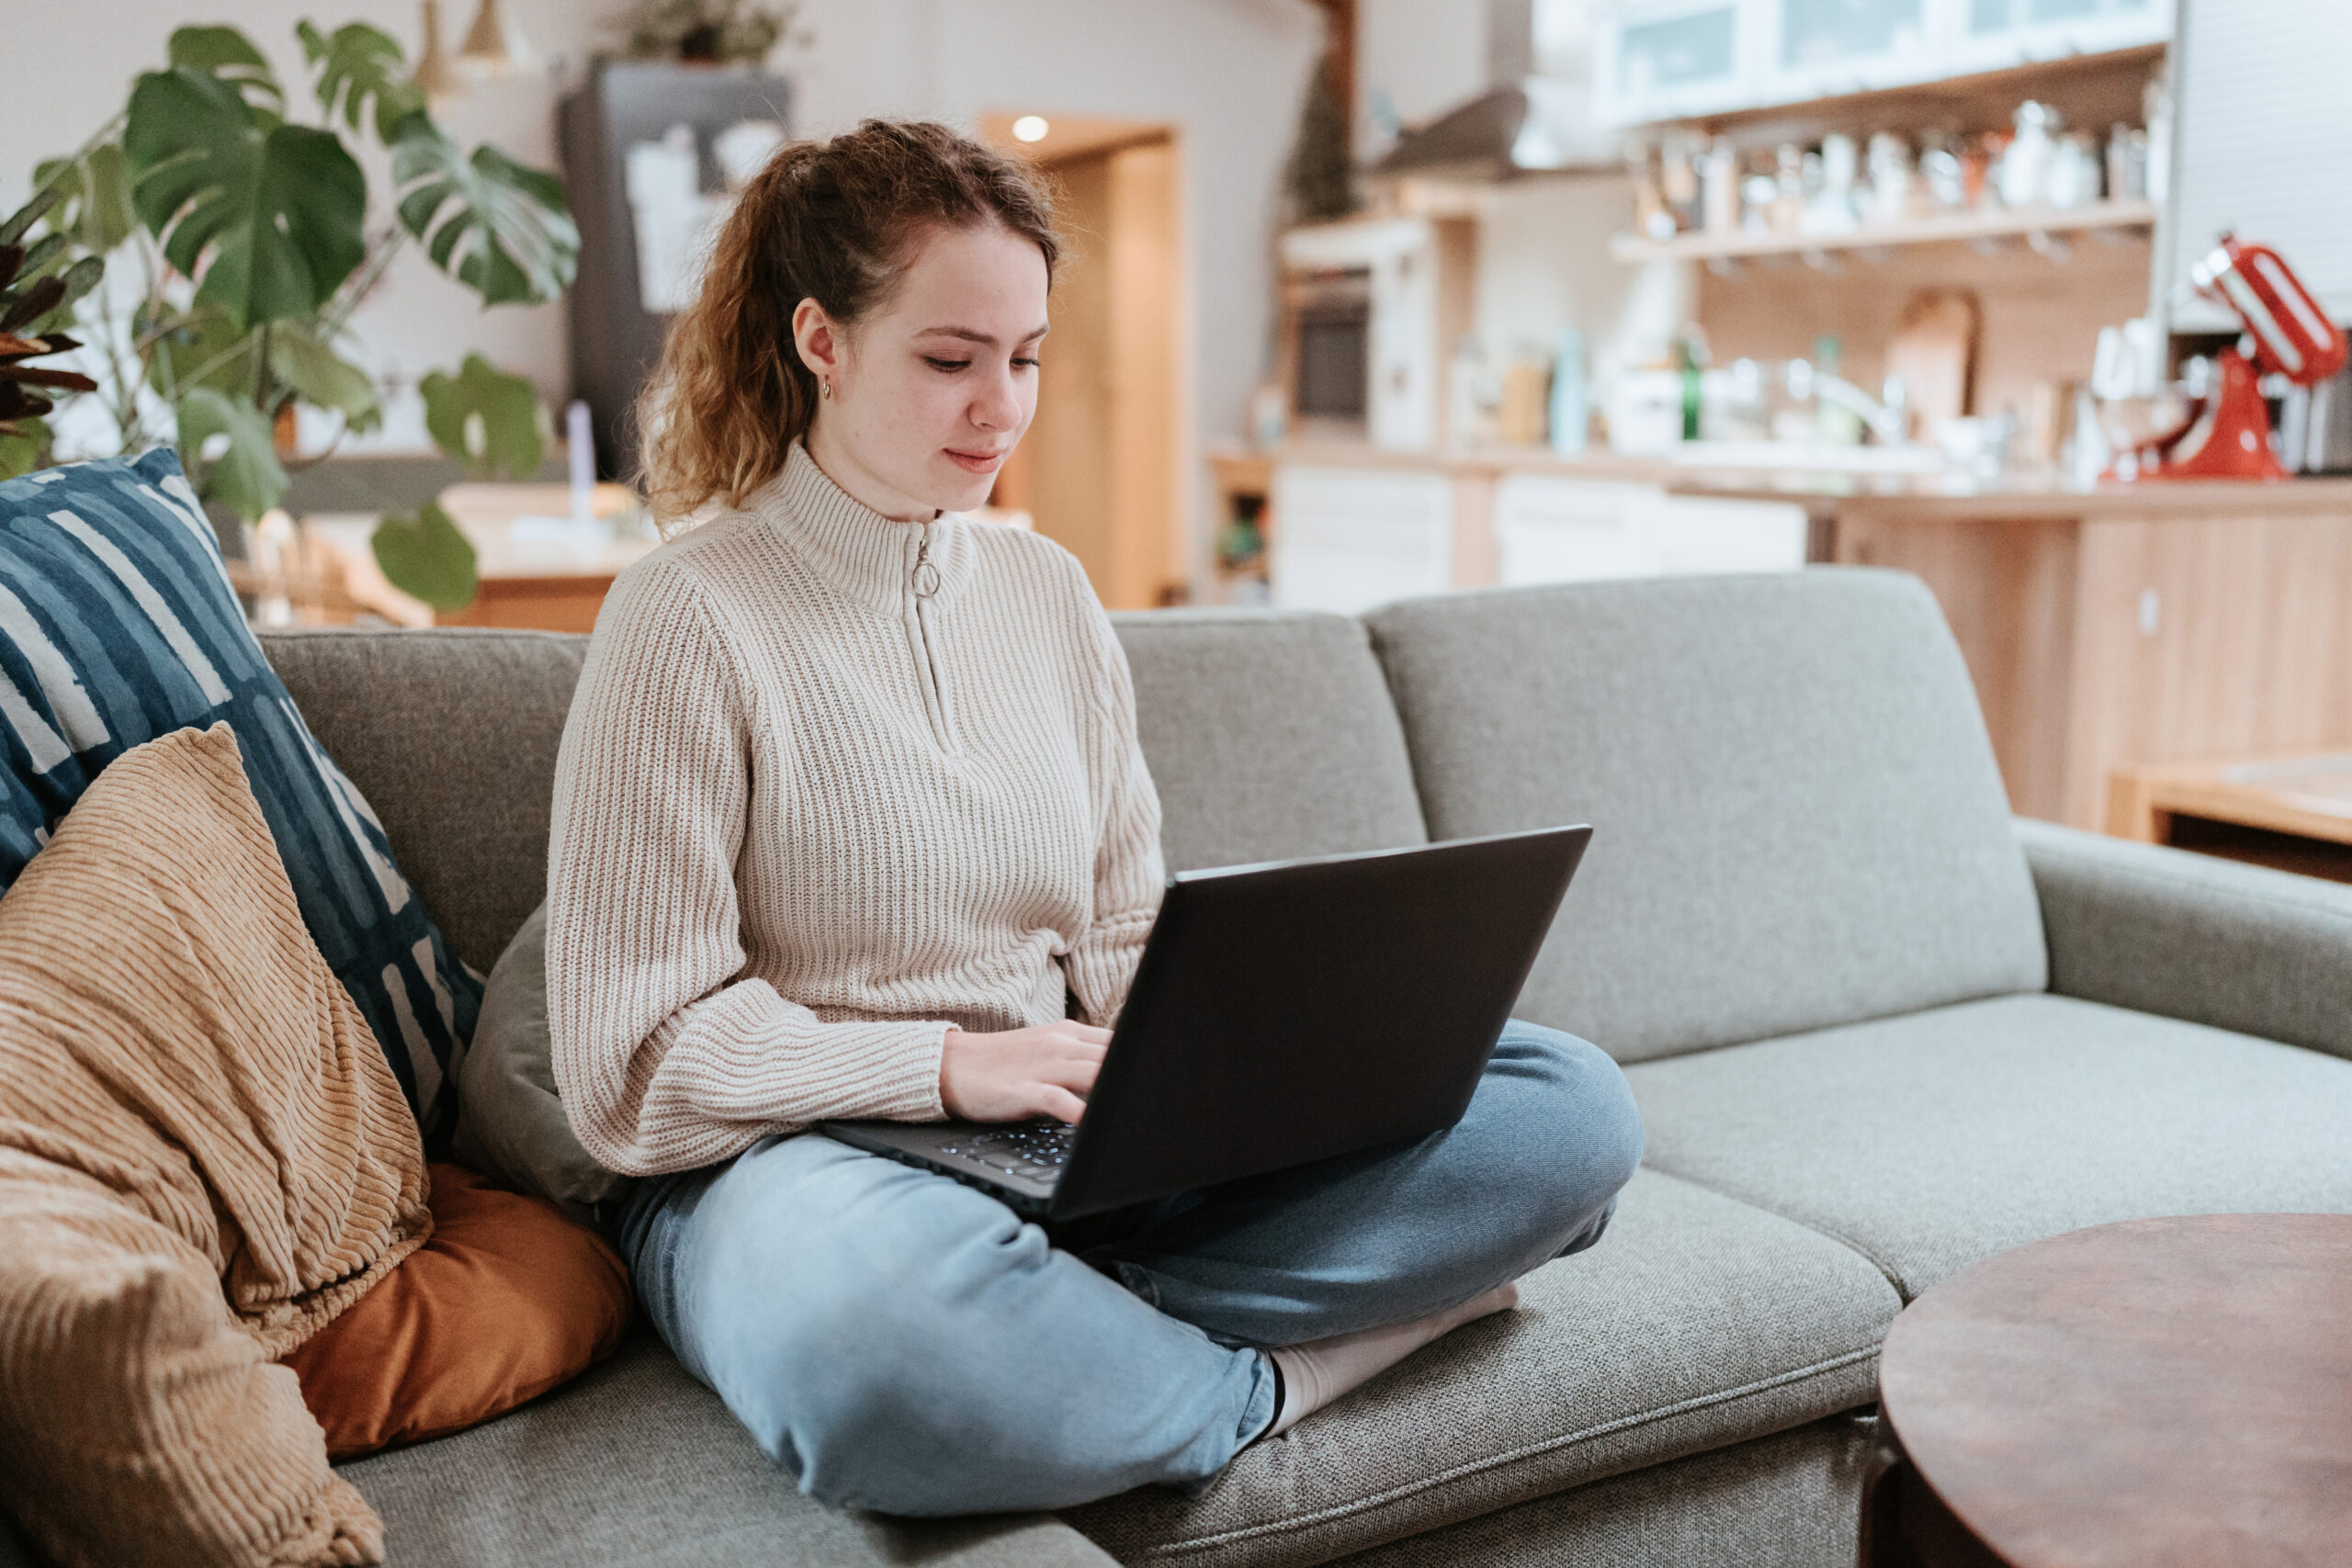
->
xmin=792 ymin=298 xmax=844 ymax=387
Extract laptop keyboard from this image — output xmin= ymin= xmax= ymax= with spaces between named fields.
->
xmin=937 ymin=1120 xmax=1075 ymax=1183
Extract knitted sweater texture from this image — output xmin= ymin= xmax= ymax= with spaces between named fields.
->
xmin=547 ymin=445 xmax=1164 ymax=1177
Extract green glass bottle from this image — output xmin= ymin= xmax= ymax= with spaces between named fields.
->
xmin=1678 ymin=334 xmax=1703 ymax=443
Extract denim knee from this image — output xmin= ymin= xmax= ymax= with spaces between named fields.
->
xmin=718 ymin=1207 xmax=1057 ymax=1512
xmin=1490 ymin=1020 xmax=1645 ymax=1218
xmin=746 ymin=1269 xmax=950 ymax=1508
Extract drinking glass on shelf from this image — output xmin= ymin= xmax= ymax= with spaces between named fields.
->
xmin=1866 ymin=133 xmax=1915 ymax=225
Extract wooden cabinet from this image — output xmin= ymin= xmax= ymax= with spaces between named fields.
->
xmin=1212 ymin=445 xmax=1809 ymax=614
xmin=1833 ymin=484 xmax=2352 ymax=827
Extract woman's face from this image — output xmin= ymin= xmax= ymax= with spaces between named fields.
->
xmin=795 ymin=221 xmax=1050 ymax=521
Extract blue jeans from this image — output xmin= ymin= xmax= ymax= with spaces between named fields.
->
xmin=617 ymin=1020 xmax=1643 ymax=1516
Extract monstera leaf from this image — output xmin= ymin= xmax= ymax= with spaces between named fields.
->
xmin=390 ymin=119 xmax=578 ymax=307
xmin=422 ymin=354 xmax=543 ymax=479
xmin=372 ymin=500 xmax=479 ymax=612
xmin=147 ymin=305 xmax=379 ymax=438
xmin=31 ymin=143 xmax=138 ymax=256
xmin=167 ymin=25 xmax=285 ymax=125
xmin=267 ymin=319 xmax=379 ymax=434
xmin=176 ymin=385 xmax=288 ymax=521
xmin=147 ymin=305 xmax=260 ymax=404
xmin=299 ymin=20 xmax=426 ymax=141
xmin=125 ymin=65 xmax=367 ymax=331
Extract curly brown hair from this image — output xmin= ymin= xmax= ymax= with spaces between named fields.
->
xmin=635 ymin=119 xmax=1060 ymax=528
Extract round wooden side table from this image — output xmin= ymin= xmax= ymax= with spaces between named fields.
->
xmin=1860 ymin=1213 xmax=2352 ymax=1568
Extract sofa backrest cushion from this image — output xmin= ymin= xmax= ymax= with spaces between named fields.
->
xmin=266 ymin=613 xmax=1425 ymax=976
xmin=1364 ymin=570 xmax=2046 ymax=1063
xmin=260 ymin=628 xmax=587 ymax=977
xmin=0 ymin=453 xmax=477 ymax=1129
xmin=1113 ymin=610 xmax=1426 ymax=874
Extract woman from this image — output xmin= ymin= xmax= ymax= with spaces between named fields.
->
xmin=548 ymin=118 xmax=1643 ymax=1517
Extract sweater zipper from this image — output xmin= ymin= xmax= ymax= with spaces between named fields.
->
xmin=908 ymin=519 xmax=958 ymax=752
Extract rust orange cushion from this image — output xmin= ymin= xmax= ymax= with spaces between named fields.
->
xmin=282 ymin=1163 xmax=632 ymax=1460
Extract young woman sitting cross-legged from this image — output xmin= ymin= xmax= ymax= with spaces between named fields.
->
xmin=548 ymin=118 xmax=1645 ymax=1516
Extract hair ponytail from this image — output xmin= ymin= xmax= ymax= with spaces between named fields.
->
xmin=635 ymin=120 xmax=1059 ymax=530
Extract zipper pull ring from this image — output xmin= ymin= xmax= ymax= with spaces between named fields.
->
xmin=912 ymin=520 xmax=942 ymax=598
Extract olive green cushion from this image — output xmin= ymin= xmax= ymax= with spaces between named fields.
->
xmin=452 ymin=900 xmax=631 ymax=1224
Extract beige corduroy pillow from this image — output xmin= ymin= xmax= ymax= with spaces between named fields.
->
xmin=0 ymin=723 xmax=433 ymax=1568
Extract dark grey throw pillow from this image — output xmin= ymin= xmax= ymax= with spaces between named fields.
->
xmin=453 ymin=900 xmax=634 ymax=1224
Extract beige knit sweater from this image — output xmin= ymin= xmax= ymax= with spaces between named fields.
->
xmin=548 ymin=444 xmax=1165 ymax=1177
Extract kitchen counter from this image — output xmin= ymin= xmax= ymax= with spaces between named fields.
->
xmin=1212 ymin=441 xmax=2352 ymax=829
xmin=303 ymin=482 xmax=659 ymax=633
xmin=1214 ymin=439 xmax=2352 ymax=518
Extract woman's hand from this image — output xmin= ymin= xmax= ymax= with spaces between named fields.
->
xmin=939 ymin=1021 xmax=1108 ymax=1123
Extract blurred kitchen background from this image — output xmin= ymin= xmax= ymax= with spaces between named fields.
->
xmin=13 ymin=0 xmax=2352 ymax=852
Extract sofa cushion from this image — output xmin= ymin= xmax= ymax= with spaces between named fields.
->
xmin=1317 ymin=1416 xmax=1870 ymax=1568
xmin=1626 ymin=992 xmax=2352 ymax=1301
xmin=0 ymin=452 xmax=478 ymax=1125
xmin=1113 ymin=610 xmax=1425 ymax=873
xmin=0 ymin=724 xmax=421 ymax=1568
xmin=454 ymin=899 xmax=634 ymax=1224
xmin=1363 ymin=571 xmax=2046 ymax=1064
xmin=338 ymin=1328 xmax=1118 ymax=1568
xmin=282 ymin=1163 xmax=631 ymax=1460
xmin=0 ymin=1157 xmax=383 ymax=1568
xmin=259 ymin=627 xmax=588 ymax=975
xmin=0 ymin=724 xmax=432 ymax=1347
xmin=1064 ymin=1168 xmax=1897 ymax=1568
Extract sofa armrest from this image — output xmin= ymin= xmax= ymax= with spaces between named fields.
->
xmin=2016 ymin=818 xmax=2352 ymax=1061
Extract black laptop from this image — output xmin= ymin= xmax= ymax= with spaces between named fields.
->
xmin=820 ymin=824 xmax=1589 ymax=1222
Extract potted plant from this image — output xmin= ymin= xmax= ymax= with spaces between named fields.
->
xmin=0 ymin=195 xmax=105 ymax=474
xmin=15 ymin=19 xmax=579 ymax=613
xmin=613 ymin=0 xmax=804 ymax=64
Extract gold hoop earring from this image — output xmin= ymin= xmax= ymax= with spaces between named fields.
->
xmin=819 ymin=378 xmax=832 ymax=400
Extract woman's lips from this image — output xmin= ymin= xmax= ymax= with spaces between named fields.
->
xmin=944 ymin=447 xmax=1008 ymax=475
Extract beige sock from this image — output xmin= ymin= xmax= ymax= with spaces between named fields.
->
xmin=1263 ymin=1281 xmax=1521 ymax=1438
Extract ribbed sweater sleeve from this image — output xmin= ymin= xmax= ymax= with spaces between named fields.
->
xmin=1066 ymin=604 xmax=1165 ymax=1027
xmin=546 ymin=565 xmax=948 ymax=1177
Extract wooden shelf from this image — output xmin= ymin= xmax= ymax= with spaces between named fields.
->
xmin=1609 ymin=198 xmax=2159 ymax=266
xmin=1657 ymin=44 xmax=2165 ymax=150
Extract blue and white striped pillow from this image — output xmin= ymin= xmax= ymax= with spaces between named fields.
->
xmin=0 ymin=449 xmax=477 ymax=1131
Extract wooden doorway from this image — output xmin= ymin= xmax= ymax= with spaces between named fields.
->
xmin=980 ymin=114 xmax=1188 ymax=610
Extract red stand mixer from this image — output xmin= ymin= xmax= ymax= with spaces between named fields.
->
xmin=2114 ymin=234 xmax=2347 ymax=481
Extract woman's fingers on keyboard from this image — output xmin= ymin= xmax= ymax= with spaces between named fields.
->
xmin=1038 ymin=1085 xmax=1088 ymax=1123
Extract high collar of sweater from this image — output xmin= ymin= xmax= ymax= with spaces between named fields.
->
xmin=760 ymin=442 xmax=969 ymax=616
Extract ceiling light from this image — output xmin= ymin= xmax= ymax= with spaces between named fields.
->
xmin=458 ymin=0 xmax=531 ymax=78
xmin=1012 ymin=116 xmax=1050 ymax=143
xmin=413 ymin=0 xmax=459 ymax=103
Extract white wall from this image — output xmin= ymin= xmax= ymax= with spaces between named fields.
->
xmin=1355 ymin=0 xmax=1488 ymax=162
xmin=5 ymin=0 xmax=1325 ymax=559
xmin=1471 ymin=176 xmax=1690 ymax=411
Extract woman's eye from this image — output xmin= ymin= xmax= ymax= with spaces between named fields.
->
xmin=1013 ymin=356 xmax=1040 ymax=369
xmin=924 ymin=357 xmax=972 ymax=372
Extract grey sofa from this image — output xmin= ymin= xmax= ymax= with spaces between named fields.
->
xmin=10 ymin=568 xmax=2352 ymax=1568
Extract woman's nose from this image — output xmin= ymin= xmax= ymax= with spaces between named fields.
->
xmin=971 ymin=367 xmax=1023 ymax=432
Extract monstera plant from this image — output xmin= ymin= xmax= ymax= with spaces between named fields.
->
xmin=17 ymin=20 xmax=577 ymax=609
